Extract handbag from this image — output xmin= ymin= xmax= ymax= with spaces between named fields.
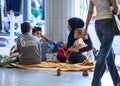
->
xmin=112 ymin=13 xmax=120 ymax=35
xmin=109 ymin=0 xmax=120 ymax=35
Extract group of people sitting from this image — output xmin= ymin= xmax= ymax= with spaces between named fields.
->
xmin=0 ymin=17 xmax=97 ymax=66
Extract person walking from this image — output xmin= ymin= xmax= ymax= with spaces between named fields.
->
xmin=83 ymin=0 xmax=120 ymax=86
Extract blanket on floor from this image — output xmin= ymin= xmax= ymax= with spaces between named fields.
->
xmin=3 ymin=62 xmax=120 ymax=71
xmin=11 ymin=62 xmax=95 ymax=71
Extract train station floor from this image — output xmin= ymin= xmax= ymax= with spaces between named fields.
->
xmin=0 ymin=66 xmax=120 ymax=86
xmin=0 ymin=44 xmax=119 ymax=86
xmin=0 ymin=44 xmax=120 ymax=86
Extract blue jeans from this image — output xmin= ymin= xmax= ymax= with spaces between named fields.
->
xmin=92 ymin=19 xmax=120 ymax=86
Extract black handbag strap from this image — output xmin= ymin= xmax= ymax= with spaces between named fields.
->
xmin=109 ymin=0 xmax=116 ymax=14
xmin=109 ymin=0 xmax=112 ymax=6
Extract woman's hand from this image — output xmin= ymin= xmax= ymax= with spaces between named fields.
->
xmin=82 ymin=29 xmax=87 ymax=37
xmin=64 ymin=51 xmax=70 ymax=59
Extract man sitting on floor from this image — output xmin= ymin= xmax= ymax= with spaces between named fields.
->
xmin=0 ymin=22 xmax=42 ymax=66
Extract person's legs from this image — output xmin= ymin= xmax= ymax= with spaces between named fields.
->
xmin=107 ymin=48 xmax=120 ymax=85
xmin=92 ymin=34 xmax=114 ymax=86
xmin=41 ymin=42 xmax=53 ymax=61
xmin=69 ymin=52 xmax=86 ymax=64
xmin=92 ymin=19 xmax=117 ymax=86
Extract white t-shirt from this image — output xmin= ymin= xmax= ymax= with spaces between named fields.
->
xmin=73 ymin=38 xmax=87 ymax=55
xmin=73 ymin=38 xmax=87 ymax=49
xmin=90 ymin=0 xmax=113 ymax=20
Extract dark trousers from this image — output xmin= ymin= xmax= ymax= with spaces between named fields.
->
xmin=69 ymin=52 xmax=86 ymax=64
xmin=92 ymin=19 xmax=120 ymax=86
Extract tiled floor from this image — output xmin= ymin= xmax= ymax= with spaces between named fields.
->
xmin=0 ymin=67 xmax=118 ymax=86
xmin=0 ymin=55 xmax=120 ymax=86
xmin=0 ymin=45 xmax=119 ymax=86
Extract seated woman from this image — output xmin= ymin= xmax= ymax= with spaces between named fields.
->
xmin=65 ymin=28 xmax=87 ymax=63
xmin=64 ymin=17 xmax=94 ymax=64
xmin=70 ymin=33 xmax=95 ymax=62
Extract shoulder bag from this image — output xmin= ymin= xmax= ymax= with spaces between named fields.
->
xmin=109 ymin=0 xmax=120 ymax=35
